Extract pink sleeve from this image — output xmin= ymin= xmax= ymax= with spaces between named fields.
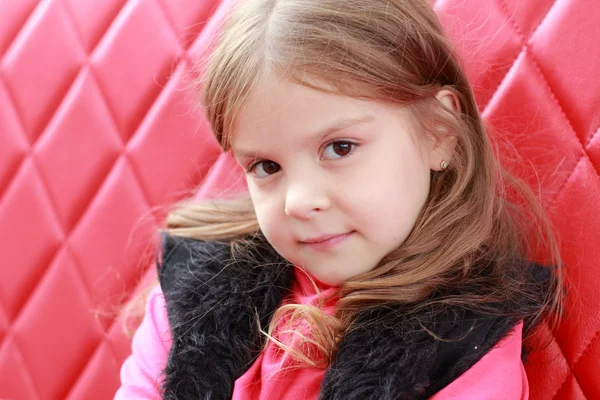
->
xmin=431 ymin=322 xmax=529 ymax=400
xmin=114 ymin=285 xmax=172 ymax=400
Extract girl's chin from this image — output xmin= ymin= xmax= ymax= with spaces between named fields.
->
xmin=307 ymin=269 xmax=349 ymax=288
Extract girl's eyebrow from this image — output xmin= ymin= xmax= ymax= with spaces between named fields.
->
xmin=313 ymin=113 xmax=375 ymax=142
xmin=233 ymin=114 xmax=375 ymax=159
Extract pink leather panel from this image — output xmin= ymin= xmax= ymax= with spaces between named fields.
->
xmin=0 ymin=0 xmax=597 ymax=398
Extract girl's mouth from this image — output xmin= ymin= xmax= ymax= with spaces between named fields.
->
xmin=301 ymin=231 xmax=354 ymax=251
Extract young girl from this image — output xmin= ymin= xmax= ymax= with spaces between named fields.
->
xmin=116 ymin=0 xmax=562 ymax=398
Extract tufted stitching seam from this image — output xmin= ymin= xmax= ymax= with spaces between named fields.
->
xmin=546 ymin=154 xmax=585 ymax=210
xmin=1 ymin=0 xmax=137 ymax=295
xmin=62 ymin=268 xmax=157 ymax=399
xmin=12 ymin=159 xmax=154 ymax=396
xmin=493 ymin=1 xmax=595 ymax=209
xmin=0 ymin=2 xmax=42 ymax=63
xmin=3 ymin=334 xmax=42 ymax=400
xmin=524 ymin=48 xmax=599 ymax=180
xmin=62 ymin=0 xmax=129 ymax=55
xmin=52 ymin=3 xmax=231 ymax=393
xmin=146 ymin=0 xmax=189 ymax=86
xmin=153 ymin=0 xmax=188 ymax=51
xmin=587 ymin=125 xmax=600 ymax=148
xmin=3 ymin=159 xmax=68 ymax=398
xmin=495 ymin=1 xmax=597 ymax=398
xmin=0 ymin=299 xmax=42 ymax=400
xmin=0 ymin=74 xmax=28 ymax=144
xmin=551 ymin=328 xmax=600 ymax=399
xmin=63 ymin=244 xmax=129 ymax=399
xmin=503 ymin=30 xmax=588 ymax=400
xmin=479 ymin=0 xmax=559 ymax=115
xmin=0 ymin=0 xmax=130 ymax=207
xmin=496 ymin=0 xmax=559 ymax=45
xmin=524 ymin=321 xmax=576 ymax=397
xmin=47 ymin=10 xmax=166 ymax=399
xmin=495 ymin=0 xmax=599 ymax=184
xmin=2 ymin=3 xmax=160 ymax=394
xmin=64 ymin=331 xmax=120 ymax=399
xmin=481 ymin=0 xmax=558 ymax=114
xmin=15 ymin=245 xmax=104 ymax=399
xmin=572 ymin=329 xmax=600 ymax=372
xmin=479 ymin=46 xmax=524 ymax=115
xmin=535 ymin=323 xmax=579 ymax=398
xmin=61 ymin=1 xmax=128 ymax=146
xmin=9 ymin=123 xmax=151 ymax=399
xmin=0 ymin=74 xmax=30 ymax=204
xmin=23 ymin=1 xmax=87 ymax=144
xmin=0 ymin=0 xmax=596 ymax=398
xmin=44 ymin=0 xmax=126 ymax=229
xmin=64 ymin=0 xmax=181 ymax=151
xmin=61 ymin=1 xmax=161 ymax=212
xmin=5 ymin=158 xmax=66 ymax=324
xmin=0 ymin=3 xmax=71 ymax=383
xmin=0 ymin=1 xmax=87 ymax=177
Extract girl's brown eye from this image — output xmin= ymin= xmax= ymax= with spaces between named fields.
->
xmin=262 ymin=161 xmax=280 ymax=174
xmin=322 ymin=141 xmax=356 ymax=160
xmin=252 ymin=160 xmax=281 ymax=178
xmin=333 ymin=142 xmax=352 ymax=156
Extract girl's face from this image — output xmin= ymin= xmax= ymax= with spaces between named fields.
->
xmin=232 ymin=76 xmax=445 ymax=286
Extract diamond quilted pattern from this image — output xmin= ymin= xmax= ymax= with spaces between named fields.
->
xmin=435 ymin=0 xmax=522 ymax=110
xmin=0 ymin=0 xmax=598 ymax=399
xmin=65 ymin=340 xmax=125 ymax=400
xmin=588 ymin=129 xmax=600 ymax=176
xmin=69 ymin=158 xmax=158 ymax=329
xmin=0 ymin=82 xmax=29 ymax=195
xmin=0 ymin=0 xmax=38 ymax=56
xmin=186 ymin=0 xmax=235 ymax=66
xmin=498 ymin=0 xmax=555 ymax=39
xmin=526 ymin=324 xmax=573 ymax=399
xmin=1 ymin=0 xmax=86 ymax=142
xmin=158 ymin=0 xmax=218 ymax=48
xmin=0 ymin=302 xmax=8 ymax=347
xmin=0 ymin=160 xmax=64 ymax=321
xmin=33 ymin=70 xmax=122 ymax=232
xmin=64 ymin=0 xmax=126 ymax=53
xmin=551 ymin=158 xmax=600 ymax=359
xmin=126 ymin=62 xmax=221 ymax=208
xmin=0 ymin=337 xmax=39 ymax=400
xmin=575 ymin=332 xmax=600 ymax=395
xmin=528 ymin=0 xmax=600 ymax=145
xmin=12 ymin=247 xmax=104 ymax=400
xmin=482 ymin=49 xmax=582 ymax=205
xmin=89 ymin=0 xmax=183 ymax=141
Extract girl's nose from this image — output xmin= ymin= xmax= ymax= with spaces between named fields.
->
xmin=284 ymin=181 xmax=331 ymax=220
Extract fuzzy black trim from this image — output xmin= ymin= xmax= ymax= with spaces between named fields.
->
xmin=156 ymin=233 xmax=549 ymax=399
xmin=319 ymin=305 xmax=519 ymax=399
xmin=157 ymin=233 xmax=294 ymax=400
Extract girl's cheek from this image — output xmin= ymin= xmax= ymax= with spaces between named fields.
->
xmin=254 ymin=199 xmax=280 ymax=233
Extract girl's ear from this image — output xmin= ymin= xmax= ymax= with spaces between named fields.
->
xmin=428 ymin=89 xmax=460 ymax=171
xmin=435 ymin=88 xmax=461 ymax=114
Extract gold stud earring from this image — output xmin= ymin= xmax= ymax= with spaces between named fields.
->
xmin=440 ymin=160 xmax=449 ymax=170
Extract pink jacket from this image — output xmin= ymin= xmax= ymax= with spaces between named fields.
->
xmin=115 ymin=283 xmax=528 ymax=399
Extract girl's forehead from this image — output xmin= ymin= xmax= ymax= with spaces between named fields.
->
xmin=236 ymin=76 xmax=397 ymax=129
xmin=235 ymin=85 xmax=354 ymax=139
xmin=227 ymin=67 xmax=392 ymax=147
xmin=231 ymin=80 xmax=419 ymax=155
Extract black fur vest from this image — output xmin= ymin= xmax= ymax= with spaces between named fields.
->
xmin=157 ymin=233 xmax=548 ymax=399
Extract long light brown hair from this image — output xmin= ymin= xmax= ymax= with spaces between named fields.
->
xmin=160 ymin=0 xmax=563 ymax=367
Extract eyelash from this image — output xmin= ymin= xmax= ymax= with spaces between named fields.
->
xmin=246 ymin=140 xmax=359 ymax=179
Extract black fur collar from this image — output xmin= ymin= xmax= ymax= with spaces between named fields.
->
xmin=156 ymin=233 xmax=539 ymax=399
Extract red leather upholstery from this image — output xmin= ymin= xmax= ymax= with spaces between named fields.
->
xmin=0 ymin=1 xmax=598 ymax=399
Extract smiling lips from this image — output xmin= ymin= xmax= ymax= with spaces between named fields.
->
xmin=300 ymin=231 xmax=354 ymax=251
